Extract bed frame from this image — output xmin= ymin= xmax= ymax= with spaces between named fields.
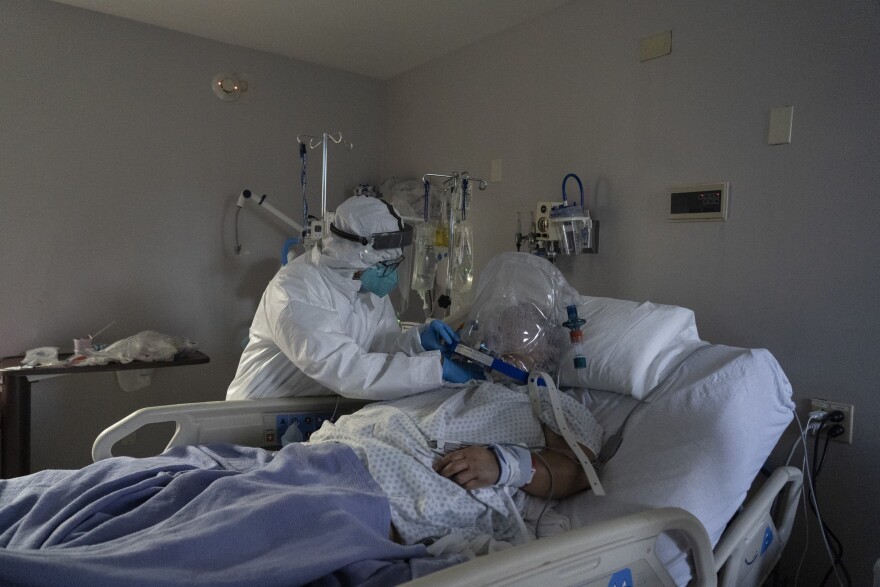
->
xmin=93 ymin=397 xmax=803 ymax=587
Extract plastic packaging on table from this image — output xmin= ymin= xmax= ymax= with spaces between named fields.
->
xmin=70 ymin=331 xmax=198 ymax=366
xmin=20 ymin=347 xmax=64 ymax=367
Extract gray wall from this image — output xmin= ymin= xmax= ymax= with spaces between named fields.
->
xmin=0 ymin=0 xmax=384 ymax=468
xmin=383 ymin=0 xmax=879 ymax=582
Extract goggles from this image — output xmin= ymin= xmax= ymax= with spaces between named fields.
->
xmin=329 ymin=196 xmax=414 ymax=250
xmin=330 ymin=222 xmax=414 ymax=249
xmin=375 ymin=256 xmax=405 ymax=277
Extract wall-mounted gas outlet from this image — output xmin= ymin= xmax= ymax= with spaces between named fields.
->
xmin=809 ymin=398 xmax=854 ymax=444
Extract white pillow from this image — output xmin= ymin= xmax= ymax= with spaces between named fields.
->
xmin=558 ymin=296 xmax=702 ymax=399
xmin=557 ymin=345 xmax=795 ymax=583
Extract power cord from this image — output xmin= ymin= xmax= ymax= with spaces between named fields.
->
xmin=789 ymin=411 xmax=847 ymax=587
xmin=788 ymin=410 xmax=851 ymax=586
xmin=809 ymin=411 xmax=851 ymax=587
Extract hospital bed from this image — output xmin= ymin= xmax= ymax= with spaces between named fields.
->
xmin=90 ymin=295 xmax=802 ymax=587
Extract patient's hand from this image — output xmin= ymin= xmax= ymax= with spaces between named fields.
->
xmin=433 ymin=446 xmax=499 ymax=490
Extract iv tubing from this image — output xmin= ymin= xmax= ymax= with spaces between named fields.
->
xmin=461 ymin=177 xmax=469 ymax=221
xmin=447 ymin=183 xmax=456 ymax=301
xmin=423 ymin=179 xmax=430 ymax=221
xmin=300 ymin=142 xmax=308 ymax=228
xmin=321 ymin=132 xmax=328 ymax=219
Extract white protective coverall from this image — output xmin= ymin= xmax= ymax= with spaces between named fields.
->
xmin=226 ymin=196 xmax=444 ymax=401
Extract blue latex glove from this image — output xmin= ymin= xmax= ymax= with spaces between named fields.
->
xmin=442 ymin=357 xmax=486 ymax=383
xmin=420 ymin=320 xmax=459 ymax=352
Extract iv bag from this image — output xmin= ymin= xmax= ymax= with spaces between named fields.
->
xmin=451 ymin=219 xmax=474 ymax=293
xmin=411 ymin=222 xmax=437 ymax=293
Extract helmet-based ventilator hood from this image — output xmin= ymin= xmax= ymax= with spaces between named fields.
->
xmin=461 ymin=252 xmax=580 ymax=376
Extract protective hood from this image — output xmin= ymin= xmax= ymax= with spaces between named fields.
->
xmin=461 ymin=252 xmax=581 ymax=376
xmin=321 ymin=195 xmax=406 ymax=271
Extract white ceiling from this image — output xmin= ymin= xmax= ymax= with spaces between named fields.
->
xmin=50 ymin=0 xmax=574 ymax=79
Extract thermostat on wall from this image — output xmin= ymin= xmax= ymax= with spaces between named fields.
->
xmin=668 ymin=182 xmax=729 ymax=221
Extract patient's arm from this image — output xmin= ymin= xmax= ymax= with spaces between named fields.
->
xmin=524 ymin=426 xmax=593 ymax=499
xmin=433 ymin=426 xmax=594 ymax=499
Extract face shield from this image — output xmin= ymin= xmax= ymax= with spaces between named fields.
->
xmin=389 ymin=252 xmax=413 ymax=314
xmin=323 ymin=195 xmax=414 ymax=310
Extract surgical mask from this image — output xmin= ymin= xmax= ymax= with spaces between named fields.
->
xmin=359 ymin=265 xmax=399 ymax=297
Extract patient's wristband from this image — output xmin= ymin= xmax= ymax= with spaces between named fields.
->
xmin=490 ymin=444 xmax=536 ymax=487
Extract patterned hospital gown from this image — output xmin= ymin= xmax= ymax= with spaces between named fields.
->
xmin=308 ymin=381 xmax=603 ymax=553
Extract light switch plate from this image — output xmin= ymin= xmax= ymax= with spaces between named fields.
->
xmin=768 ymin=106 xmax=793 ymax=145
xmin=491 ymin=158 xmax=502 ymax=183
xmin=640 ymin=31 xmax=672 ymax=61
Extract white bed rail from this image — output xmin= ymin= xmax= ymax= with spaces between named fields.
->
xmin=93 ymin=400 xmax=802 ymax=587
xmin=92 ymin=397 xmax=370 ymax=462
xmin=713 ymin=465 xmax=803 ymax=587
xmin=405 ymin=507 xmax=717 ymax=587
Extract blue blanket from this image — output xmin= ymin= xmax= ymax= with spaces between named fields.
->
xmin=0 ymin=442 xmax=460 ymax=586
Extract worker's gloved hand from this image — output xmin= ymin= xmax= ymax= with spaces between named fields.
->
xmin=442 ymin=357 xmax=486 ymax=383
xmin=420 ymin=320 xmax=459 ymax=352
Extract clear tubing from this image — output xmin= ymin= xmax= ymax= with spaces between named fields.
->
xmin=321 ymin=132 xmax=329 ymax=219
xmin=446 ymin=178 xmax=456 ymax=301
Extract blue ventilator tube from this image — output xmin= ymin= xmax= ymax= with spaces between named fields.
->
xmin=448 ymin=342 xmax=529 ymax=384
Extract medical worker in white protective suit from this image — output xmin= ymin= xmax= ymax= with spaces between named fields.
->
xmin=227 ymin=194 xmax=484 ymax=401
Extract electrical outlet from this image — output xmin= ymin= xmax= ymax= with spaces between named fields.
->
xmin=809 ymin=398 xmax=854 ymax=444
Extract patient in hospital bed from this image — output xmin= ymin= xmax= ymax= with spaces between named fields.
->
xmin=307 ymin=257 xmax=605 ymax=555
xmin=308 ymin=375 xmax=602 ymax=555
xmin=0 ymin=252 xmax=795 ymax=586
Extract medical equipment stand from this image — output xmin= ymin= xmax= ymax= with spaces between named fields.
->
xmin=297 ymin=132 xmax=353 ymax=244
xmin=0 ymin=351 xmax=209 ymax=479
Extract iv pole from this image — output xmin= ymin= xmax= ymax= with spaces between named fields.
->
xmin=296 ymin=132 xmax=353 ymax=221
xmin=234 ymin=132 xmax=352 ymax=257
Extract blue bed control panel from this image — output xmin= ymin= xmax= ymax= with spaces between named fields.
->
xmin=267 ymin=412 xmax=335 ymax=446
xmin=607 ymin=569 xmax=634 ymax=587
xmin=583 ymin=559 xmax=658 ymax=586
